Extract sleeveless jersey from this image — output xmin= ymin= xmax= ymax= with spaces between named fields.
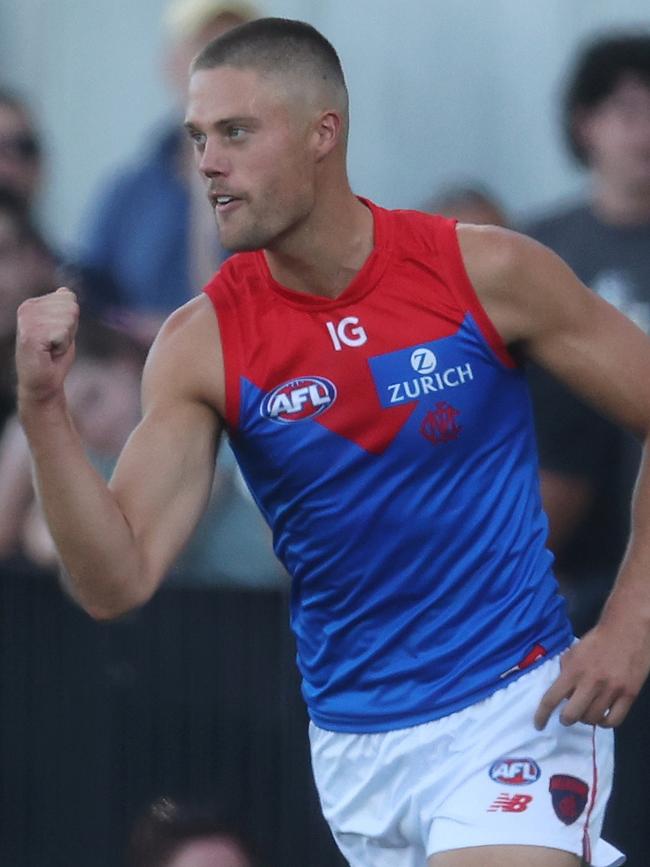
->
xmin=204 ymin=199 xmax=572 ymax=733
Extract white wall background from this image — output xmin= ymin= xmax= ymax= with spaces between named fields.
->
xmin=1 ymin=0 xmax=649 ymax=251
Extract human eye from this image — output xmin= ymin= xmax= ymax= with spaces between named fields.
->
xmin=227 ymin=126 xmax=248 ymax=141
xmin=187 ymin=128 xmax=206 ymax=149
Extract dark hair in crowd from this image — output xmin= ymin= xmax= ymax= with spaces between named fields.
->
xmin=192 ymin=16 xmax=347 ymax=96
xmin=429 ymin=182 xmax=504 ymax=215
xmin=0 ymin=87 xmax=41 ymax=160
xmin=564 ymin=32 xmax=650 ymax=164
xmin=0 ymin=187 xmax=54 ymax=282
xmin=74 ymin=317 xmax=148 ymax=368
xmin=126 ymin=797 xmax=259 ymax=867
xmin=0 ymin=187 xmax=42 ymax=242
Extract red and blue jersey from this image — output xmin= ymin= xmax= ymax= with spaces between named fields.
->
xmin=204 ymin=200 xmax=572 ymax=733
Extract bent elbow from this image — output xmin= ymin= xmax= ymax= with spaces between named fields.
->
xmin=83 ymin=600 xmax=137 ymax=622
xmin=65 ymin=577 xmax=154 ymax=622
xmin=83 ymin=581 xmax=156 ymax=621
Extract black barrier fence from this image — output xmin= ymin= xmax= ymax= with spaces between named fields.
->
xmin=4 ymin=563 xmax=650 ymax=867
xmin=0 ymin=562 xmax=346 ymax=867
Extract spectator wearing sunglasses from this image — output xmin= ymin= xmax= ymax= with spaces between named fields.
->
xmin=0 ymin=88 xmax=42 ymax=213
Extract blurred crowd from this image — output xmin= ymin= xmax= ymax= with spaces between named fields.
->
xmin=2 ymin=1 xmax=650 ymax=864
xmin=0 ymin=0 xmax=287 ymax=593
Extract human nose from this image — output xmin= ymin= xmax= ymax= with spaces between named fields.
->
xmin=198 ymin=137 xmax=230 ymax=178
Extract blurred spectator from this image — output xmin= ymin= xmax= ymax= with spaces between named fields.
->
xmin=78 ymin=0 xmax=259 ymax=342
xmin=423 ymin=182 xmax=510 ymax=226
xmin=0 ymin=188 xmax=58 ymax=431
xmin=127 ymin=797 xmax=259 ymax=867
xmin=0 ymin=88 xmax=42 ymax=212
xmin=525 ymin=32 xmax=650 ymax=629
xmin=68 ymin=0 xmax=287 ymax=592
xmin=524 ymin=32 xmax=650 ymax=866
xmin=0 ymin=85 xmax=123 ymax=320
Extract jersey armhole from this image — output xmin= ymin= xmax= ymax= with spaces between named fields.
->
xmin=203 ymin=278 xmax=241 ymax=431
xmin=437 ymin=218 xmax=518 ymax=369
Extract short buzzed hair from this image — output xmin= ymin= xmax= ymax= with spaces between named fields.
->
xmin=191 ymin=17 xmax=347 ymax=101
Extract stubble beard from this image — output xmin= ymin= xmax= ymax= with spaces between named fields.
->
xmin=218 ymin=223 xmax=272 ymax=253
xmin=212 ymin=199 xmax=272 ymax=253
xmin=216 ymin=199 xmax=309 ymax=253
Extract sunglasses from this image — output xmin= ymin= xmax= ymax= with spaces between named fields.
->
xmin=0 ymin=133 xmax=40 ymax=161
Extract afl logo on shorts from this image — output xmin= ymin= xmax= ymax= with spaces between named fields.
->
xmin=260 ymin=376 xmax=337 ymax=424
xmin=489 ymin=758 xmax=541 ymax=786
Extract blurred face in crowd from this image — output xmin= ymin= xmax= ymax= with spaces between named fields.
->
xmin=0 ymin=102 xmax=41 ymax=208
xmin=64 ymin=355 xmax=142 ymax=456
xmin=166 ymin=12 xmax=248 ymax=103
xmin=166 ymin=836 xmax=251 ymax=867
xmin=578 ymin=75 xmax=650 ymax=194
xmin=185 ymin=66 xmax=319 ymax=252
xmin=0 ymin=205 xmax=56 ymax=338
xmin=436 ymin=197 xmax=509 ymax=227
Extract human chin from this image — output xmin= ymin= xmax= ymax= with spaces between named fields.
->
xmin=218 ymin=224 xmax=271 ymax=253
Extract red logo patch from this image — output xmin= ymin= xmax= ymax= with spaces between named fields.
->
xmin=420 ymin=402 xmax=461 ymax=444
xmin=487 ymin=793 xmax=533 ymax=813
xmin=549 ymin=775 xmax=589 ymax=825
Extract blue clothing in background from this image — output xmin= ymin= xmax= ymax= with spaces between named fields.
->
xmin=80 ymin=126 xmax=203 ymax=313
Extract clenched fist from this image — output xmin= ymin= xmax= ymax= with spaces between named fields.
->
xmin=15 ymin=287 xmax=80 ymax=404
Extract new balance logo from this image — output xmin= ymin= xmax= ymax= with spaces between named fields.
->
xmin=487 ymin=794 xmax=533 ymax=813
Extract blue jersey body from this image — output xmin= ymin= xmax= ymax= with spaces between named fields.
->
xmin=205 ymin=201 xmax=573 ymax=732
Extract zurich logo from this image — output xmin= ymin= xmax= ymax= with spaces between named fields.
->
xmin=260 ymin=376 xmax=337 ymax=424
xmin=410 ymin=347 xmax=437 ymax=374
xmin=489 ymin=757 xmax=541 ymax=786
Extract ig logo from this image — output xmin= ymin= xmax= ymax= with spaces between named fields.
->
xmin=326 ymin=316 xmax=367 ymax=351
xmin=410 ymin=347 xmax=436 ymax=374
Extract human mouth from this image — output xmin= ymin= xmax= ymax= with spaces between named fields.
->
xmin=209 ymin=192 xmax=243 ymax=213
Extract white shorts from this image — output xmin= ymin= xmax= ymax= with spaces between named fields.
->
xmin=309 ymin=651 xmax=625 ymax=866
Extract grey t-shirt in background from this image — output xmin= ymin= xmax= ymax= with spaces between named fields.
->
xmin=525 ymin=202 xmax=650 ymax=630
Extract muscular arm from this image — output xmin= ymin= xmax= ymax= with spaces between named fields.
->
xmin=458 ymin=224 xmax=650 ymax=728
xmin=17 ymin=292 xmax=223 ymax=619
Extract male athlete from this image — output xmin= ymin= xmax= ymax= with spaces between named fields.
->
xmin=15 ymin=18 xmax=650 ymax=867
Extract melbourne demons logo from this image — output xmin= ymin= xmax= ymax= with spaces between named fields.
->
xmin=549 ymin=775 xmax=589 ymax=825
xmin=420 ymin=402 xmax=461 ymax=443
xmin=260 ymin=376 xmax=337 ymax=424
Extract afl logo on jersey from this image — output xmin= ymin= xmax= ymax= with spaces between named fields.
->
xmin=489 ymin=758 xmax=541 ymax=786
xmin=260 ymin=376 xmax=337 ymax=424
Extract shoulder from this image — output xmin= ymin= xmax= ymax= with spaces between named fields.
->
xmin=155 ymin=293 xmax=218 ymax=344
xmin=456 ymin=223 xmax=592 ymax=347
xmin=143 ymin=295 xmax=224 ymax=416
xmin=456 ymin=223 xmax=537 ymax=287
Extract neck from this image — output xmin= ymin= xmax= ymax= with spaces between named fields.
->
xmin=264 ymin=188 xmax=374 ymax=298
xmin=592 ymin=176 xmax=650 ymax=226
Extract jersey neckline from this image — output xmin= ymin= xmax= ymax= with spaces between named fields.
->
xmin=253 ymin=197 xmax=394 ymax=311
